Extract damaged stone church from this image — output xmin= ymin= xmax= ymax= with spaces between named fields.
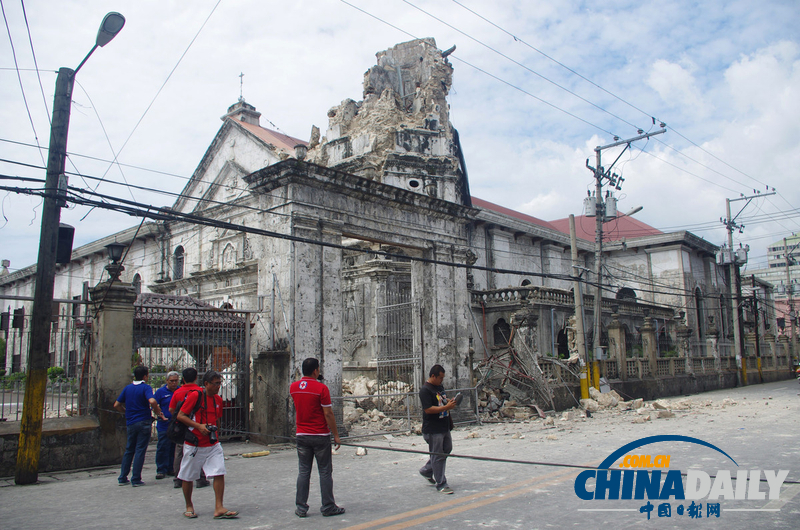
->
xmin=3 ymin=39 xmax=752 ymax=423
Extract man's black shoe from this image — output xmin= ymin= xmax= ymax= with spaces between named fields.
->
xmin=295 ymin=509 xmax=307 ymax=518
xmin=196 ymin=478 xmax=211 ymax=488
xmin=322 ymin=506 xmax=345 ymax=517
xmin=173 ymin=480 xmax=182 ymax=489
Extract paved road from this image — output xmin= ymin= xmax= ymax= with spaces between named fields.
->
xmin=1 ymin=379 xmax=799 ymax=529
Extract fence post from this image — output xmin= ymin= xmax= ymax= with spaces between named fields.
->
xmin=641 ymin=314 xmax=657 ymax=378
xmin=607 ymin=308 xmax=626 ymax=380
xmin=89 ymin=279 xmax=138 ymax=466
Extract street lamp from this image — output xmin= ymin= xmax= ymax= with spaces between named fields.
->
xmin=16 ymin=12 xmax=125 ymax=486
xmin=105 ymin=242 xmax=127 ymax=282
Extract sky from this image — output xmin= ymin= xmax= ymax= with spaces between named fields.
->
xmin=1 ymin=0 xmax=799 ymax=275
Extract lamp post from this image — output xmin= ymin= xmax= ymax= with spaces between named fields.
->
xmin=15 ymin=12 xmax=125 ymax=485
xmin=105 ymin=242 xmax=127 ymax=282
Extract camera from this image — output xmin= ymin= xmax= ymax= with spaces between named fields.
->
xmin=207 ymin=425 xmax=218 ymax=444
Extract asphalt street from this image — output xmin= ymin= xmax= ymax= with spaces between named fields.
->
xmin=1 ymin=378 xmax=799 ymax=529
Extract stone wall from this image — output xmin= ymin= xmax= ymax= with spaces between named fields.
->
xmin=0 ymin=416 xmax=103 ymax=477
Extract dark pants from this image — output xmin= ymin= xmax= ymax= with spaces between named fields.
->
xmin=119 ymin=419 xmax=151 ymax=483
xmin=155 ymin=430 xmax=175 ymax=474
xmin=295 ymin=435 xmax=336 ymax=514
xmin=420 ymin=431 xmax=453 ymax=489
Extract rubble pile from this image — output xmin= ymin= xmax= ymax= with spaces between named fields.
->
xmin=341 ymin=376 xmax=416 ymax=435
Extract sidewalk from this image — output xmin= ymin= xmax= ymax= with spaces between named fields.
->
xmin=1 ymin=379 xmax=798 ymax=529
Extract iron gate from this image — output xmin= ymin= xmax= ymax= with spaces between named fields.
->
xmin=133 ymin=294 xmax=250 ymax=437
xmin=375 ymin=286 xmax=421 ymax=416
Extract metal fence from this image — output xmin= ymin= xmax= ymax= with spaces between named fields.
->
xmin=132 ymin=296 xmax=251 ymax=438
xmin=0 ymin=375 xmax=93 ymax=421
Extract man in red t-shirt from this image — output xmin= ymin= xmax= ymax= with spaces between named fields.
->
xmin=289 ymin=358 xmax=345 ymax=518
xmin=176 ymin=370 xmax=238 ymax=520
xmin=168 ymin=368 xmax=207 ymax=490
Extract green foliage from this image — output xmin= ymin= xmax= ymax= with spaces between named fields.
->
xmin=47 ymin=366 xmax=66 ymax=382
xmin=1 ymin=371 xmax=26 ymax=389
xmin=628 ymin=345 xmax=644 ymax=358
xmin=661 ymin=349 xmax=679 ymax=358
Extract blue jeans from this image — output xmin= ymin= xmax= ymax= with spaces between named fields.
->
xmin=420 ymin=431 xmax=452 ymax=489
xmin=155 ymin=430 xmax=175 ymax=474
xmin=295 ymin=435 xmax=336 ymax=514
xmin=119 ymin=419 xmax=151 ymax=483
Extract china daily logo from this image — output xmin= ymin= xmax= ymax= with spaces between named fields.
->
xmin=573 ymin=435 xmax=790 ymax=520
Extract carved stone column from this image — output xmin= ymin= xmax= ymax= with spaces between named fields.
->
xmin=675 ymin=311 xmax=694 ymax=374
xmin=606 ymin=305 xmax=626 ymax=381
xmin=706 ymin=315 xmax=720 ymax=372
xmin=640 ymin=312 xmax=657 ymax=378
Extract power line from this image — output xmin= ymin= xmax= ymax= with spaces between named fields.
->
xmin=0 ymin=0 xmax=46 ymax=168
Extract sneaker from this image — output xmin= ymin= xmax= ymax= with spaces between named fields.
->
xmin=173 ymin=480 xmax=182 ymax=489
xmin=322 ymin=506 xmax=346 ymax=517
xmin=196 ymin=478 xmax=211 ymax=488
xmin=438 ymin=486 xmax=454 ymax=494
xmin=419 ymin=471 xmax=436 ymax=484
xmin=131 ymin=481 xmax=146 ymax=487
xmin=118 ymin=479 xmax=129 ymax=486
xmin=295 ymin=509 xmax=307 ymax=518
xmin=155 ymin=473 xmax=166 ymax=480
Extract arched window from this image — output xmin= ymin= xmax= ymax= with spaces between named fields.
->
xmin=173 ymin=246 xmax=185 ymax=280
xmin=493 ymin=318 xmax=511 ymax=347
xmin=221 ymin=302 xmax=233 ymax=310
xmin=521 ymin=279 xmax=532 ymax=286
xmin=132 ymin=274 xmax=142 ymax=295
xmin=616 ymin=287 xmax=637 ymax=300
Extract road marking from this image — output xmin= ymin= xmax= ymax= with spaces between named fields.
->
xmin=342 ymin=460 xmax=599 ymax=530
xmin=761 ymin=483 xmax=800 ymax=510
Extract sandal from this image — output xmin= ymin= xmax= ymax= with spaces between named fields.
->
xmin=184 ymin=510 xmax=198 ymax=519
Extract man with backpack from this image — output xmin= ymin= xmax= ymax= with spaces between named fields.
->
xmin=169 ymin=367 xmax=207 ymax=489
xmin=176 ymin=370 xmax=238 ymax=519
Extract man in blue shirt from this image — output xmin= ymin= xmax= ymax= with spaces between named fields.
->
xmin=114 ymin=365 xmax=163 ymax=486
xmin=154 ymin=370 xmax=180 ymax=479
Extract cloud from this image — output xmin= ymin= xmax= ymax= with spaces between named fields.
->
xmin=647 ymin=59 xmax=707 ymax=118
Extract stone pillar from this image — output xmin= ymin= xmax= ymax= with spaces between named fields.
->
xmin=290 ymin=217 xmax=344 ymax=414
xmin=412 ymin=244 xmax=471 ymax=390
xmin=89 ymin=280 xmax=138 ymax=465
xmin=706 ymin=316 xmax=720 ymax=372
xmin=675 ymin=314 xmax=693 ymax=374
xmin=251 ymin=350 xmax=290 ymax=444
xmin=764 ymin=332 xmax=777 ymax=371
xmin=606 ymin=307 xmax=626 ymax=381
xmin=640 ymin=315 xmax=657 ymax=378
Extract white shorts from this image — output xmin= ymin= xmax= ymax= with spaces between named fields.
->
xmin=177 ymin=443 xmax=226 ymax=481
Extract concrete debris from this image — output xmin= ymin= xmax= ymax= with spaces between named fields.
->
xmin=632 ymin=398 xmax=644 ymax=409
xmin=465 ymin=431 xmax=481 ymax=439
xmin=650 ymin=410 xmax=675 ymax=420
xmin=356 ymin=447 xmax=368 ymax=456
xmin=542 ymin=416 xmax=555 ymax=427
xmin=631 ymin=416 xmax=651 ymax=424
xmin=546 ymin=434 xmax=558 ymax=440
xmin=511 ymin=432 xmax=525 ymax=439
xmin=580 ymin=399 xmax=601 ymax=413
xmin=616 ymin=401 xmax=633 ymax=411
xmin=652 ymin=400 xmax=668 ymax=410
xmin=561 ymin=411 xmax=576 ymax=422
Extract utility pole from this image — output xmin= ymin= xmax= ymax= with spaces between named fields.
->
xmin=751 ymin=275 xmax=763 ymax=383
xmin=784 ymin=237 xmax=797 ymax=362
xmin=569 ymin=215 xmax=589 ymax=399
xmin=587 ymin=129 xmax=665 ymax=375
xmin=15 ymin=13 xmax=125 ymax=485
xmin=721 ymin=191 xmax=774 ymax=389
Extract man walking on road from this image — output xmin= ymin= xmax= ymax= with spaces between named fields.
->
xmin=290 ymin=357 xmax=345 ymax=518
xmin=419 ymin=364 xmax=457 ymax=494
xmin=176 ymin=370 xmax=238 ymax=520
xmin=114 ymin=365 xmax=164 ymax=487
xmin=154 ymin=371 xmax=180 ymax=479
xmin=169 ymin=367 xmax=209 ymax=489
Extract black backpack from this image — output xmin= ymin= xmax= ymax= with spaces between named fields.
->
xmin=166 ymin=389 xmax=204 ymax=444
